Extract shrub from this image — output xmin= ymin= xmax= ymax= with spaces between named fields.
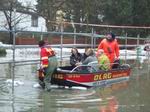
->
xmin=0 ymin=48 xmax=7 ymax=56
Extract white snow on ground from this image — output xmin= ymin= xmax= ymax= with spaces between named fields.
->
xmin=0 ymin=42 xmax=149 ymax=63
xmin=5 ymin=79 xmax=24 ymax=87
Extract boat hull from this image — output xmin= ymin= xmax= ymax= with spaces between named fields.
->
xmin=51 ymin=68 xmax=131 ymax=88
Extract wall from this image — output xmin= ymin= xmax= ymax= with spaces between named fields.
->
xmin=15 ymin=36 xmax=145 ymax=46
xmin=16 ymin=38 xmax=37 ymax=45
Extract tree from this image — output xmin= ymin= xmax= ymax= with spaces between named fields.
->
xmin=132 ymin=0 xmax=150 ymax=26
xmin=35 ymin=0 xmax=150 ymax=37
xmin=0 ymin=0 xmax=33 ymax=44
xmin=97 ymin=0 xmax=150 ymax=37
xmin=36 ymin=0 xmax=66 ymax=31
xmin=65 ymin=0 xmax=102 ymax=32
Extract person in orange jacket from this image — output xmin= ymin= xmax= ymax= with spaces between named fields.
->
xmin=97 ymin=33 xmax=120 ymax=66
xmin=39 ymin=40 xmax=58 ymax=91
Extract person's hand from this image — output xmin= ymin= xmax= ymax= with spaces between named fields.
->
xmin=75 ymin=62 xmax=82 ymax=66
xmin=115 ymin=56 xmax=120 ymax=60
xmin=39 ymin=67 xmax=44 ymax=73
xmin=39 ymin=65 xmax=47 ymax=73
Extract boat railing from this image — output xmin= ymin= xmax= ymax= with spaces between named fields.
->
xmin=87 ymin=61 xmax=130 ymax=70
xmin=70 ymin=61 xmax=122 ymax=73
xmin=70 ymin=64 xmax=97 ymax=73
xmin=87 ymin=61 xmax=98 ymax=66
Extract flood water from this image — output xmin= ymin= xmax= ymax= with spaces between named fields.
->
xmin=0 ymin=50 xmax=150 ymax=112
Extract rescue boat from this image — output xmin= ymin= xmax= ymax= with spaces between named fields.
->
xmin=38 ymin=62 xmax=131 ymax=88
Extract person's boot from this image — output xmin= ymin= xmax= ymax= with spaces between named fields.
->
xmin=45 ymin=83 xmax=51 ymax=92
xmin=38 ymin=80 xmax=45 ymax=89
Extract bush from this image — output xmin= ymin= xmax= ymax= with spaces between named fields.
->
xmin=0 ymin=48 xmax=7 ymax=56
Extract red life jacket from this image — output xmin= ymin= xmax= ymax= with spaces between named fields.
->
xmin=40 ymin=47 xmax=55 ymax=68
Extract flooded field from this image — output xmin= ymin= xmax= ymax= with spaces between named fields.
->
xmin=0 ymin=49 xmax=150 ymax=112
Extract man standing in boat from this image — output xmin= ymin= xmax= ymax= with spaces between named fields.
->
xmin=97 ymin=33 xmax=120 ymax=67
xmin=38 ymin=40 xmax=58 ymax=91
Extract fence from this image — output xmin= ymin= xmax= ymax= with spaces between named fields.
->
xmin=0 ymin=24 xmax=149 ymax=93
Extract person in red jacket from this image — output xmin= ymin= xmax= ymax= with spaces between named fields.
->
xmin=97 ymin=33 xmax=120 ymax=66
xmin=39 ymin=40 xmax=58 ymax=91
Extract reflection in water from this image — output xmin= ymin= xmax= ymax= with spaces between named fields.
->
xmin=0 ymin=59 xmax=150 ymax=112
xmin=97 ymin=81 xmax=129 ymax=112
xmin=0 ymin=64 xmax=11 ymax=78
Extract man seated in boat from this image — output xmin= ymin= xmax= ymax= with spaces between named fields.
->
xmin=70 ymin=47 xmax=82 ymax=68
xmin=74 ymin=48 xmax=98 ymax=73
xmin=82 ymin=48 xmax=98 ymax=65
xmin=96 ymin=49 xmax=110 ymax=70
xmin=73 ymin=48 xmax=97 ymax=66
xmin=81 ymin=48 xmax=88 ymax=62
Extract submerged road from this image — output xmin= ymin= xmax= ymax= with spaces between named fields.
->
xmin=0 ymin=60 xmax=150 ymax=112
xmin=0 ymin=47 xmax=150 ymax=112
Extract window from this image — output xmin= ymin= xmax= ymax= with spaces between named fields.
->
xmin=31 ymin=15 xmax=38 ymax=27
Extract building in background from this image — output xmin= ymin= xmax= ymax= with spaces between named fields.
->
xmin=0 ymin=0 xmax=47 ymax=32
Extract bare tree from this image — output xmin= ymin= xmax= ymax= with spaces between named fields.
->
xmin=0 ymin=0 xmax=35 ymax=44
